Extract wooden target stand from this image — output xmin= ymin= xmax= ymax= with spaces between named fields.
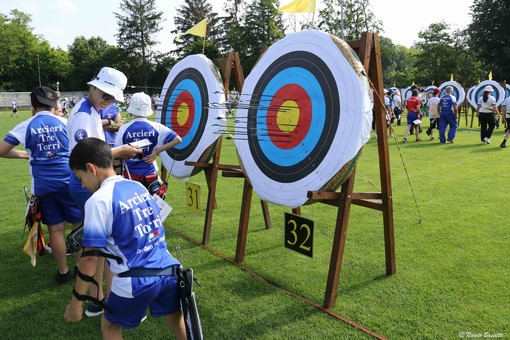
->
xmin=226 ymin=32 xmax=396 ymax=310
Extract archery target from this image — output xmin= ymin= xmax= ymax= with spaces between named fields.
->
xmin=403 ymin=86 xmax=413 ymax=101
xmin=472 ymin=80 xmax=505 ymax=107
xmin=505 ymin=84 xmax=510 ymax=99
xmin=235 ymin=30 xmax=372 ymax=209
xmin=467 ymin=86 xmax=477 ymax=108
xmin=425 ymin=86 xmax=438 ymax=100
xmin=156 ymin=54 xmax=226 ymax=180
xmin=438 ymin=81 xmax=465 ymax=105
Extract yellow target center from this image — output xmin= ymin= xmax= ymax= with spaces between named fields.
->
xmin=277 ymin=100 xmax=299 ymax=133
xmin=176 ymin=102 xmax=189 ymax=126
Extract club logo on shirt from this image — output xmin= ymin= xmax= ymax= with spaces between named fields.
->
xmin=74 ymin=129 xmax=87 ymax=142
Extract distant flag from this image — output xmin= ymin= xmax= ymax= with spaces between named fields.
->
xmin=279 ymin=0 xmax=316 ymax=13
xmin=450 ymin=74 xmax=453 ymax=81
xmin=175 ymin=18 xmax=207 ymax=41
xmin=432 ymin=80 xmax=435 ymax=85
xmin=488 ymin=71 xmax=493 ymax=80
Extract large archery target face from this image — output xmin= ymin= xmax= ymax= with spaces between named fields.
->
xmin=506 ymin=84 xmax=510 ymax=99
xmin=467 ymin=86 xmax=476 ymax=108
xmin=235 ymin=30 xmax=372 ymax=208
xmin=156 ymin=54 xmax=225 ymax=180
xmin=473 ymin=80 xmax=505 ymax=107
xmin=438 ymin=81 xmax=465 ymax=105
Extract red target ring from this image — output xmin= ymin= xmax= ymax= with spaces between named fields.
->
xmin=266 ymin=84 xmax=312 ymax=149
xmin=172 ymin=91 xmax=195 ymax=137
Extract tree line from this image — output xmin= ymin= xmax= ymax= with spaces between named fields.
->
xmin=0 ymin=0 xmax=507 ymax=93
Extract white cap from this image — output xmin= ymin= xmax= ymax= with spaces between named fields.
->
xmin=484 ymin=85 xmax=494 ymax=92
xmin=127 ymin=92 xmax=153 ymax=117
xmin=87 ymin=67 xmax=127 ymax=102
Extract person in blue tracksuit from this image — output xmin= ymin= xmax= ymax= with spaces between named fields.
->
xmin=438 ymin=86 xmax=458 ymax=144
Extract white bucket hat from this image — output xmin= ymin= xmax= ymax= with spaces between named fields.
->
xmin=484 ymin=85 xmax=494 ymax=92
xmin=127 ymin=92 xmax=153 ymax=117
xmin=87 ymin=67 xmax=127 ymax=102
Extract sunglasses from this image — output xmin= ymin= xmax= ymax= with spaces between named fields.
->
xmin=97 ymin=89 xmax=116 ymax=102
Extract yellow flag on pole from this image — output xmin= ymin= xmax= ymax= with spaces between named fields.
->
xmin=450 ymin=74 xmax=453 ymax=81
xmin=279 ymin=0 xmax=316 ymax=13
xmin=488 ymin=71 xmax=492 ymax=80
xmin=176 ymin=18 xmax=207 ymax=41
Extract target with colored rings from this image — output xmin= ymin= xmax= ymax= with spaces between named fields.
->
xmin=467 ymin=86 xmax=477 ymax=108
xmin=156 ymin=54 xmax=225 ymax=180
xmin=505 ymin=84 xmax=510 ymax=99
xmin=438 ymin=81 xmax=465 ymax=105
xmin=425 ymin=86 xmax=438 ymax=100
xmin=235 ymin=30 xmax=372 ymax=209
xmin=403 ymin=86 xmax=413 ymax=101
xmin=472 ymin=80 xmax=505 ymax=107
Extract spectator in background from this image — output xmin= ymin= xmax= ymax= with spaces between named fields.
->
xmin=438 ymin=86 xmax=458 ymax=144
xmin=384 ymin=89 xmax=396 ymax=137
xmin=0 ymin=86 xmax=82 ymax=284
xmin=11 ymin=98 xmax=18 ymax=117
xmin=61 ymin=97 xmax=69 ymax=117
xmin=392 ymin=89 xmax=403 ymax=126
xmin=402 ymin=89 xmax=423 ymax=143
xmin=426 ymin=88 xmax=441 ymax=140
xmin=477 ymin=85 xmax=500 ymax=145
xmin=499 ymin=94 xmax=510 ymax=148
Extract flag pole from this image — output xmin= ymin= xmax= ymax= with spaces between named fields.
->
xmin=202 ymin=36 xmax=206 ymax=54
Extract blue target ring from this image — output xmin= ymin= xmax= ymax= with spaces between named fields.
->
xmin=257 ymin=67 xmax=326 ymax=166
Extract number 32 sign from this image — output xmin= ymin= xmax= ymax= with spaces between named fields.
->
xmin=284 ymin=213 xmax=314 ymax=258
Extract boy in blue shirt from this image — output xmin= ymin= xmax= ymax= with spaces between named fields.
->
xmin=64 ymin=138 xmax=186 ymax=339
xmin=0 ymin=86 xmax=83 ymax=283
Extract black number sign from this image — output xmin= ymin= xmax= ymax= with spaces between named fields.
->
xmin=284 ymin=212 xmax=314 ymax=258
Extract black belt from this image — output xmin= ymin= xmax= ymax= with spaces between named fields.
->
xmin=118 ymin=265 xmax=179 ymax=277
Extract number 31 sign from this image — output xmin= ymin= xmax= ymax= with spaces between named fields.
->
xmin=284 ymin=212 xmax=314 ymax=258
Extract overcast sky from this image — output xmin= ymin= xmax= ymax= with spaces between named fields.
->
xmin=1 ymin=0 xmax=474 ymax=53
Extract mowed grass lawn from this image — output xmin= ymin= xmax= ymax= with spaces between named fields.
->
xmin=0 ymin=109 xmax=508 ymax=339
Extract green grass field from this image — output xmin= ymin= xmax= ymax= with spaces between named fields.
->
xmin=0 ymin=109 xmax=508 ymax=339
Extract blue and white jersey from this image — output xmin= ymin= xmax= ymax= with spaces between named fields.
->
xmin=100 ymin=104 xmax=121 ymax=146
xmin=3 ymin=111 xmax=71 ymax=195
xmin=67 ymin=97 xmax=105 ymax=192
xmin=115 ymin=118 xmax=178 ymax=177
xmin=439 ymin=94 xmax=457 ymax=115
xmin=82 ymin=176 xmax=178 ymax=297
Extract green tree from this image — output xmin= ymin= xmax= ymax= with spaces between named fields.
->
xmin=115 ymin=0 xmax=164 ymax=91
xmin=234 ymin=0 xmax=285 ymax=74
xmin=172 ymin=0 xmax=221 ymax=59
xmin=413 ymin=22 xmax=456 ymax=85
xmin=467 ymin=0 xmax=510 ymax=80
xmin=67 ymin=36 xmax=123 ymax=91
xmin=0 ymin=10 xmax=70 ymax=91
xmin=317 ymin=0 xmax=382 ymax=40
xmin=379 ymin=35 xmax=419 ymax=88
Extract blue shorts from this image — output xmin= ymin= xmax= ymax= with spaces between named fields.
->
xmin=407 ymin=111 xmax=418 ymax=125
xmin=104 ymin=275 xmax=181 ymax=329
xmin=40 ymin=188 xmax=83 ymax=225
xmin=69 ymin=189 xmax=92 ymax=214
